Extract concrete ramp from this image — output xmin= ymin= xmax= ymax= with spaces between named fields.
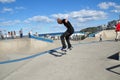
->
xmin=0 ymin=38 xmax=49 ymax=54
xmin=0 ymin=40 xmax=120 ymax=80
xmin=95 ymin=30 xmax=116 ymax=40
xmin=103 ymin=30 xmax=116 ymax=39
xmin=82 ymin=37 xmax=97 ymax=42
xmin=82 ymin=30 xmax=116 ymax=42
xmin=0 ymin=38 xmax=52 ymax=61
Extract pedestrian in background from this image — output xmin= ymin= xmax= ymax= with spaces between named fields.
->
xmin=115 ymin=20 xmax=120 ymax=41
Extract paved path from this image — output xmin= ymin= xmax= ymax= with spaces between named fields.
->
xmin=0 ymin=40 xmax=120 ymax=80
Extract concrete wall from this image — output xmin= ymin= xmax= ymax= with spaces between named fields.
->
xmin=95 ymin=30 xmax=116 ymax=40
xmin=0 ymin=38 xmax=49 ymax=54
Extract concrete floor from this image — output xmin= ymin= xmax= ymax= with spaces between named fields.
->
xmin=0 ymin=38 xmax=120 ymax=80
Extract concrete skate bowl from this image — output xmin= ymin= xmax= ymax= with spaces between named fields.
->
xmin=95 ymin=30 xmax=116 ymax=40
xmin=0 ymin=38 xmax=57 ymax=62
xmin=83 ymin=30 xmax=116 ymax=42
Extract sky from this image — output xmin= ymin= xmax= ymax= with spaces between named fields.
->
xmin=0 ymin=0 xmax=120 ymax=35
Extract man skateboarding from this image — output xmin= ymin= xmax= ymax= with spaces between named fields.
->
xmin=57 ymin=18 xmax=74 ymax=51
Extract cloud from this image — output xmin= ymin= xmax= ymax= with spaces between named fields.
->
xmin=0 ymin=6 xmax=26 ymax=14
xmin=72 ymin=9 xmax=107 ymax=22
xmin=0 ymin=20 xmax=21 ymax=26
xmin=1 ymin=7 xmax=13 ymax=13
xmin=0 ymin=0 xmax=15 ymax=3
xmin=98 ymin=2 xmax=120 ymax=13
xmin=24 ymin=15 xmax=54 ymax=23
xmin=98 ymin=2 xmax=115 ymax=9
xmin=15 ymin=6 xmax=26 ymax=10
xmin=111 ymin=4 xmax=120 ymax=13
xmin=111 ymin=9 xmax=120 ymax=13
xmin=52 ymin=13 xmax=69 ymax=19
xmin=52 ymin=9 xmax=107 ymax=22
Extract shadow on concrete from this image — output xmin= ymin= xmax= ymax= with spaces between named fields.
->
xmin=105 ymin=40 xmax=116 ymax=42
xmin=49 ymin=50 xmax=66 ymax=57
xmin=106 ymin=64 xmax=120 ymax=75
xmin=107 ymin=52 xmax=119 ymax=60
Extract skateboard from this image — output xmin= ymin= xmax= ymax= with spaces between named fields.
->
xmin=49 ymin=49 xmax=66 ymax=57
xmin=49 ymin=48 xmax=72 ymax=57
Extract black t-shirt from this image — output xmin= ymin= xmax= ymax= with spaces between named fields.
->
xmin=62 ymin=19 xmax=74 ymax=33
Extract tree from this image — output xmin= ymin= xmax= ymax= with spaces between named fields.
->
xmin=107 ymin=20 xmax=116 ymax=30
xmin=80 ymin=27 xmax=98 ymax=33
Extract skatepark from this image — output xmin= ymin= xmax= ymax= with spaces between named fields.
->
xmin=0 ymin=30 xmax=120 ymax=80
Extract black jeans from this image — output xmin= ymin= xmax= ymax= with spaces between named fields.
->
xmin=60 ymin=31 xmax=73 ymax=48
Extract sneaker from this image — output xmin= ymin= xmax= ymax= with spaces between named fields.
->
xmin=61 ymin=48 xmax=67 ymax=52
xmin=68 ymin=46 xmax=73 ymax=50
xmin=61 ymin=47 xmax=66 ymax=51
xmin=115 ymin=39 xmax=118 ymax=42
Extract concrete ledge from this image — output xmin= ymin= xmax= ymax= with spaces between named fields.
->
xmin=30 ymin=35 xmax=53 ymax=43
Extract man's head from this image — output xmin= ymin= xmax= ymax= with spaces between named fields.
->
xmin=57 ymin=18 xmax=62 ymax=24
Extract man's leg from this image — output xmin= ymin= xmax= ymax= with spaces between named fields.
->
xmin=65 ymin=32 xmax=72 ymax=49
xmin=116 ymin=32 xmax=119 ymax=41
xmin=60 ymin=32 xmax=67 ymax=49
xmin=117 ymin=32 xmax=120 ymax=41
